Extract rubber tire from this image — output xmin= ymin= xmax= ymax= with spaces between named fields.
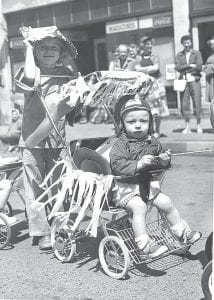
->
xmin=201 ymin=260 xmax=212 ymax=300
xmin=51 ymin=218 xmax=76 ymax=263
xmin=99 ymin=235 xmax=130 ymax=279
xmin=205 ymin=232 xmax=213 ymax=261
xmin=0 ymin=213 xmax=11 ymax=249
xmin=3 ymin=202 xmax=13 ymax=217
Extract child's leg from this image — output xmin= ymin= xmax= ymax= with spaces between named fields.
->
xmin=153 ymin=192 xmax=201 ymax=243
xmin=153 ymin=192 xmax=181 ymax=226
xmin=0 ymin=179 xmax=12 ymax=210
xmin=126 ymin=196 xmax=168 ymax=256
xmin=22 ymin=148 xmax=51 ymax=237
xmin=126 ymin=196 xmax=148 ymax=242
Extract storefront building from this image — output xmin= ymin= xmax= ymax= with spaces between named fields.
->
xmin=1 ymin=0 xmax=214 ymax=123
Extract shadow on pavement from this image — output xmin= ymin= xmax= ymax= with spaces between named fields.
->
xmin=173 ymin=128 xmax=214 ymax=133
xmin=11 ymin=219 xmax=29 ymax=245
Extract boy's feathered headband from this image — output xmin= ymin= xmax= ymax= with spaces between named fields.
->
xmin=19 ymin=26 xmax=78 ymax=58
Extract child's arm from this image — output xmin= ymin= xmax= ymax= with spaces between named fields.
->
xmin=158 ymin=149 xmax=171 ymax=168
xmin=24 ymin=96 xmax=80 ymax=148
xmin=136 ymin=155 xmax=156 ymax=171
xmin=110 ymin=142 xmax=139 ymax=176
xmin=23 ymin=40 xmax=36 ymax=83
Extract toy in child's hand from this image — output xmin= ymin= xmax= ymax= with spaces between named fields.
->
xmin=159 ymin=149 xmax=171 ymax=167
xmin=58 ymin=76 xmax=91 ymax=108
xmin=159 ymin=149 xmax=171 ymax=161
xmin=137 ymin=155 xmax=155 ymax=170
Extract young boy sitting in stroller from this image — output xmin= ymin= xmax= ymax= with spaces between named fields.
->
xmin=110 ymin=97 xmax=201 ymax=258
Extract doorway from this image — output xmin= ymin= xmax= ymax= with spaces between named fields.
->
xmin=93 ymin=38 xmax=108 ymax=71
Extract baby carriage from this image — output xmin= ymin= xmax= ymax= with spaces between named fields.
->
xmin=30 ymin=71 xmax=194 ymax=279
xmin=0 ymin=157 xmax=24 ymax=249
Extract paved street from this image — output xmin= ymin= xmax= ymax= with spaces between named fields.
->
xmin=0 ymin=153 xmax=213 ymax=300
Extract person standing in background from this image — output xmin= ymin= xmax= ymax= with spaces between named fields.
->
xmin=204 ymin=35 xmax=214 ymax=103
xmin=109 ymin=47 xmax=119 ymax=71
xmin=204 ymin=35 xmax=214 ymax=128
xmin=175 ymin=35 xmax=203 ymax=134
xmin=133 ymin=36 xmax=168 ymax=138
xmin=0 ymin=109 xmax=22 ymax=150
xmin=129 ymin=43 xmax=140 ymax=60
xmin=109 ymin=44 xmax=135 ymax=71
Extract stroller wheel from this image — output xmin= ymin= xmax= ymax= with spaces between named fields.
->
xmin=99 ymin=235 xmax=130 ymax=279
xmin=3 ymin=202 xmax=13 ymax=217
xmin=201 ymin=260 xmax=212 ymax=300
xmin=0 ymin=213 xmax=11 ymax=249
xmin=205 ymin=232 xmax=213 ymax=261
xmin=51 ymin=218 xmax=76 ymax=262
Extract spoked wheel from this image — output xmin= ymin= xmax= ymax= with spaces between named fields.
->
xmin=201 ymin=260 xmax=212 ymax=300
xmin=99 ymin=235 xmax=130 ymax=279
xmin=51 ymin=218 xmax=76 ymax=262
xmin=205 ymin=232 xmax=213 ymax=261
xmin=0 ymin=213 xmax=11 ymax=249
xmin=3 ymin=202 xmax=13 ymax=217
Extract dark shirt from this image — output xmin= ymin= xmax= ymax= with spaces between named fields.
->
xmin=110 ymin=132 xmax=169 ymax=201
xmin=175 ymin=49 xmax=203 ymax=79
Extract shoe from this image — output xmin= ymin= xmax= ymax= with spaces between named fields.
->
xmin=32 ymin=236 xmax=41 ymax=246
xmin=197 ymin=126 xmax=203 ymax=134
xmin=139 ymin=240 xmax=168 ymax=258
xmin=79 ymin=117 xmax=88 ymax=124
xmin=186 ymin=231 xmax=202 ymax=244
xmin=153 ymin=132 xmax=160 ymax=138
xmin=38 ymin=235 xmax=52 ymax=250
xmin=0 ymin=215 xmax=17 ymax=225
xmin=182 ymin=127 xmax=191 ymax=134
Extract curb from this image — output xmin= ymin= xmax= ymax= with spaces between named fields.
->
xmin=161 ymin=140 xmax=214 ymax=154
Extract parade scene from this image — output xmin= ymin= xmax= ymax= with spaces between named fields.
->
xmin=0 ymin=0 xmax=213 ymax=299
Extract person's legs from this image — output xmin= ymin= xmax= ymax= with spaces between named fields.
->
xmin=190 ymin=80 xmax=203 ymax=133
xmin=126 ymin=196 xmax=168 ymax=257
xmin=126 ymin=196 xmax=147 ymax=239
xmin=0 ymin=178 xmax=17 ymax=224
xmin=153 ymin=114 xmax=161 ymax=137
xmin=181 ymin=85 xmax=191 ymax=133
xmin=153 ymin=192 xmax=201 ymax=244
xmin=22 ymin=148 xmax=51 ymax=238
xmin=45 ymin=148 xmax=62 ymax=207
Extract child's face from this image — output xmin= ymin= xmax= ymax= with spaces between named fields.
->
xmin=34 ymin=38 xmax=61 ymax=68
xmin=123 ymin=109 xmax=150 ymax=139
xmin=182 ymin=39 xmax=192 ymax=51
xmin=11 ymin=111 xmax=19 ymax=122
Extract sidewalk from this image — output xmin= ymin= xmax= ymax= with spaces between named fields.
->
xmin=66 ymin=115 xmax=214 ymax=154
xmin=0 ymin=116 xmax=213 ymax=155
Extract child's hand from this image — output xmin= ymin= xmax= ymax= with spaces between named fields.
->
xmin=23 ymin=39 xmax=33 ymax=49
xmin=137 ymin=155 xmax=155 ymax=170
xmin=159 ymin=149 xmax=171 ymax=166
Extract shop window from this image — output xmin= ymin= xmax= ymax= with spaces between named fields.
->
xmin=23 ymin=9 xmax=38 ymax=28
xmin=38 ymin=6 xmax=54 ymax=27
xmin=71 ymin=0 xmax=89 ymax=24
xmin=108 ymin=0 xmax=129 ymax=16
xmin=89 ymin=0 xmax=108 ymax=20
xmin=198 ymin=21 xmax=214 ymax=63
xmin=151 ymin=0 xmax=172 ymax=9
xmin=6 ymin=12 xmax=23 ymax=37
xmin=129 ymin=0 xmax=150 ymax=13
xmin=54 ymin=3 xmax=72 ymax=26
xmin=191 ymin=0 xmax=214 ymax=10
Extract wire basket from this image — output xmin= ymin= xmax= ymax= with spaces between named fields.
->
xmin=106 ymin=214 xmax=188 ymax=265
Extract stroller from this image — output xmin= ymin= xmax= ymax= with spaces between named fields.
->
xmin=26 ymin=70 xmax=194 ymax=279
xmin=0 ymin=157 xmax=23 ymax=249
xmin=10 ymin=71 xmax=196 ymax=278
